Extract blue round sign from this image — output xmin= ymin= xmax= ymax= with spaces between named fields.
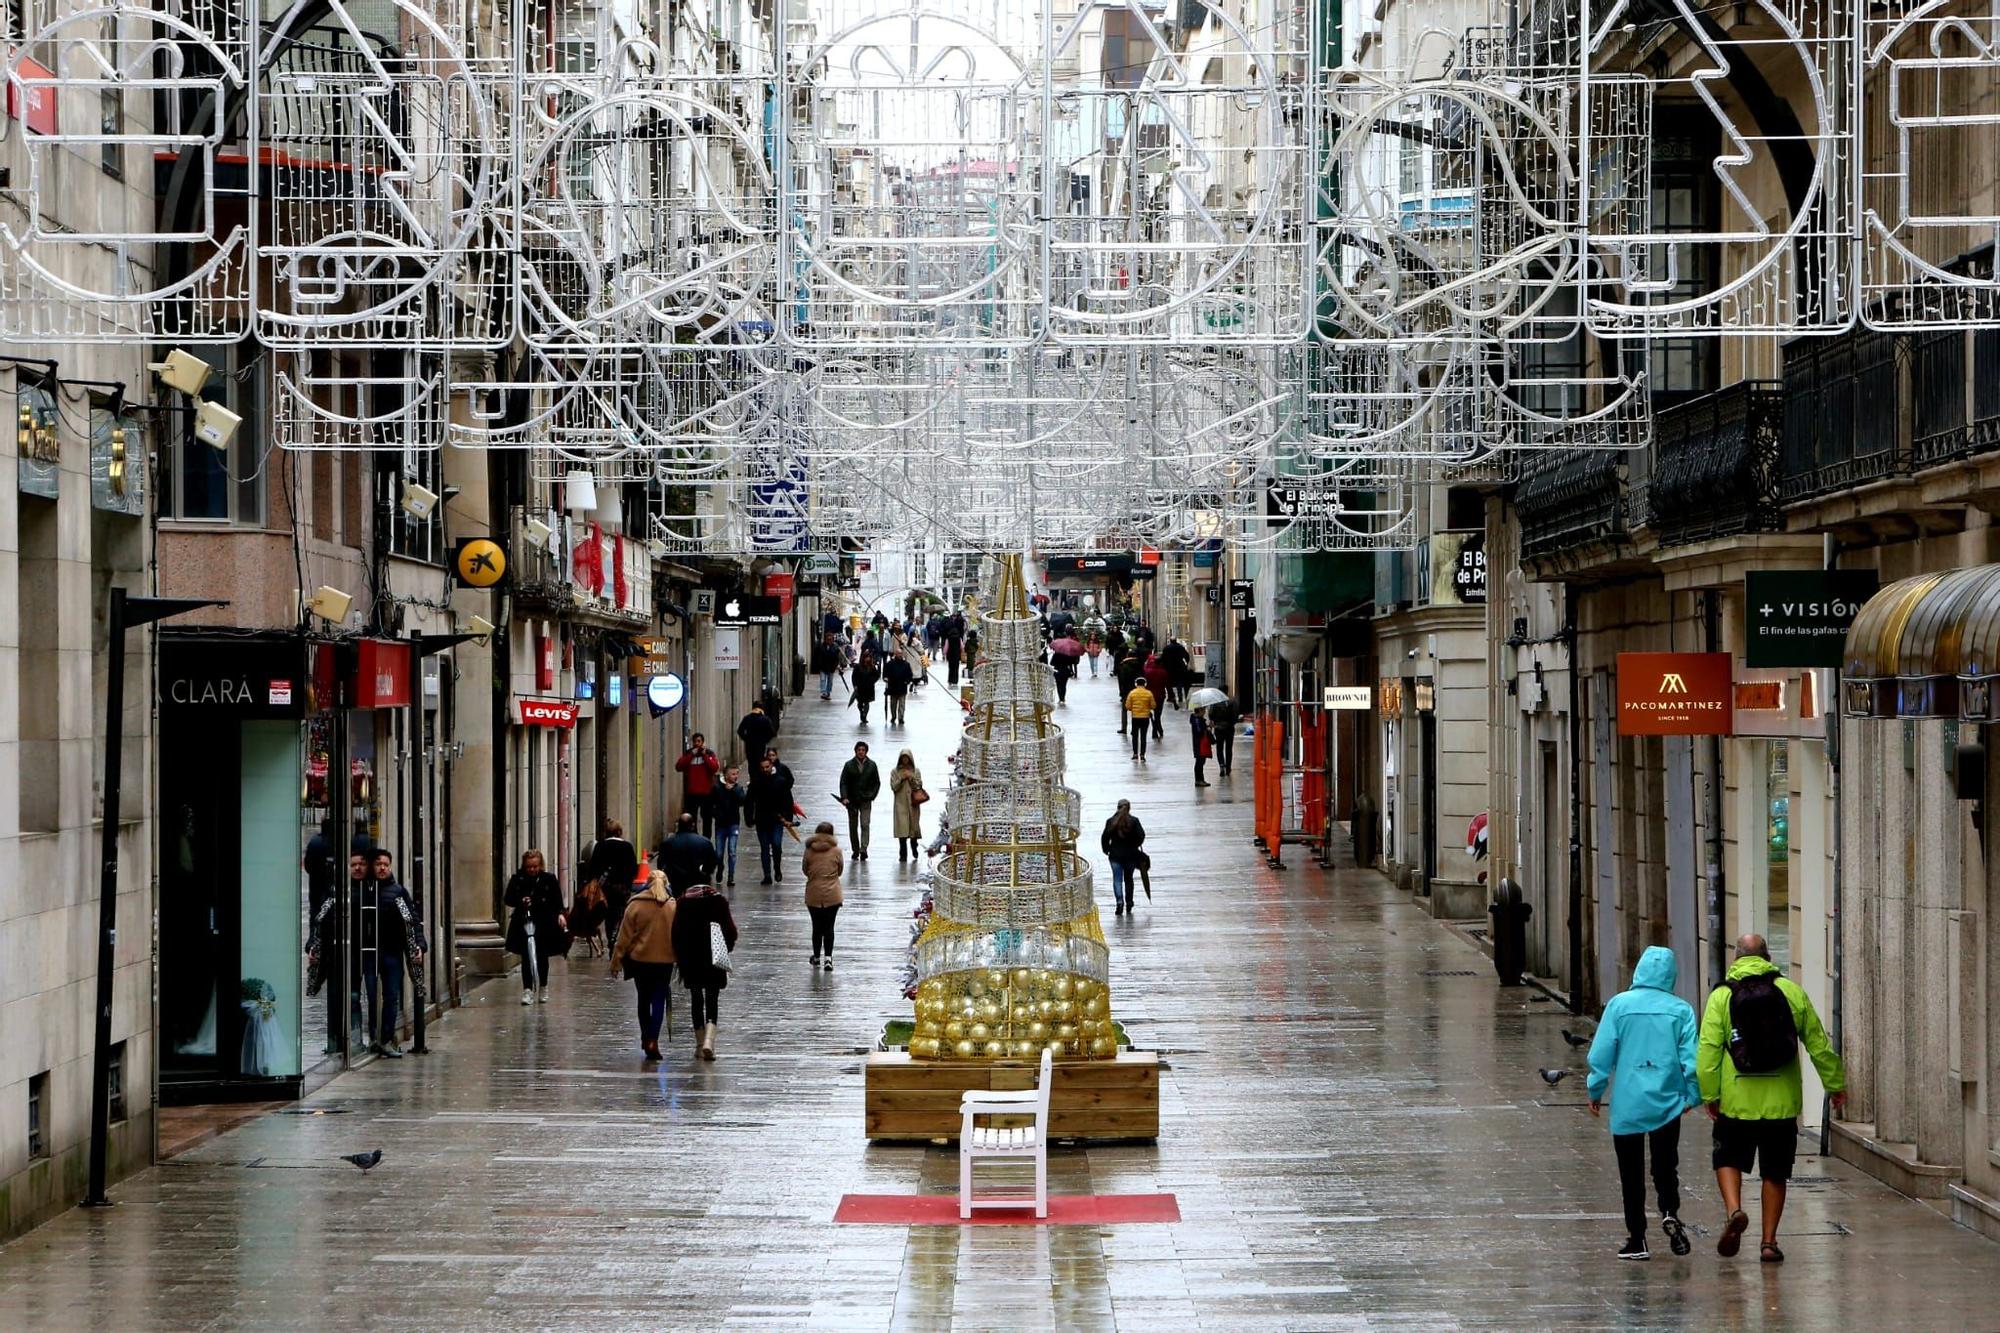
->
xmin=647 ymin=672 xmax=686 ymax=712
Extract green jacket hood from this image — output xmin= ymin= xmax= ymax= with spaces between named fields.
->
xmin=1726 ymin=954 xmax=1780 ymax=983
xmin=1631 ymin=945 xmax=1677 ymax=993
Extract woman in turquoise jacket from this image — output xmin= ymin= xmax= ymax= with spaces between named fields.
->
xmin=1586 ymin=946 xmax=1700 ymax=1260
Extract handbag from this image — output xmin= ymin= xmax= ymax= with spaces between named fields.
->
xmin=1196 ymin=734 xmax=1213 ymax=758
xmin=709 ymin=919 xmax=734 ymax=973
xmin=911 ymin=784 xmax=931 ymax=807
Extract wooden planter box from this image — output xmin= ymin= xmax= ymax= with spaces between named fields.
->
xmin=864 ymin=1050 xmax=1159 ymax=1142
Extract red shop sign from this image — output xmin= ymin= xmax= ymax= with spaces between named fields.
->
xmin=7 ymin=55 xmax=59 ymax=136
xmin=537 ymin=626 xmax=556 ymax=692
xmin=519 ymin=697 xmax=577 ymax=728
xmin=1616 ymin=652 xmax=1734 ymax=736
xmin=764 ymin=571 xmax=795 ymax=614
xmin=354 ymin=640 xmax=411 ymax=709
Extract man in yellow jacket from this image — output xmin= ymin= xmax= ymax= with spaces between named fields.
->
xmin=1696 ymin=934 xmax=1846 ymax=1263
xmin=1124 ymin=680 xmax=1156 ymax=760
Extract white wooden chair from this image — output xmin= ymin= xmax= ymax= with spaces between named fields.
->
xmin=958 ymin=1047 xmax=1053 ymax=1219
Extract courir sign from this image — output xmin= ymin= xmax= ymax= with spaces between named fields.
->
xmin=1617 ymin=652 xmax=1733 ymax=736
xmin=1744 ymin=570 xmax=1878 ymax=668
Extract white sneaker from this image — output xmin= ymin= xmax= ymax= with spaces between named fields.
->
xmin=537 ymin=988 xmax=550 ymax=1004
xmin=521 ymin=991 xmax=535 ymax=1006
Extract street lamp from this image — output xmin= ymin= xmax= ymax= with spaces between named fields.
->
xmin=83 ymin=589 xmax=226 ymax=1209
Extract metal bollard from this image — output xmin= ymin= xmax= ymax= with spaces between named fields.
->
xmin=1489 ymin=877 xmax=1532 ymax=987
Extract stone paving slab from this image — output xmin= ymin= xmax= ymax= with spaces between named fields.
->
xmin=2 ymin=672 xmax=1998 ymax=1329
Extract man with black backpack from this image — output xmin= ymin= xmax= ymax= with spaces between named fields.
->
xmin=1696 ymin=934 xmax=1847 ymax=1264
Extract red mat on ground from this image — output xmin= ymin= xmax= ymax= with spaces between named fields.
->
xmin=835 ymin=1194 xmax=1180 ymax=1225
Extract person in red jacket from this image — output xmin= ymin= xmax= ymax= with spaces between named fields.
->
xmin=1142 ymin=655 xmax=1170 ymax=740
xmin=676 ymin=733 xmax=723 ymax=838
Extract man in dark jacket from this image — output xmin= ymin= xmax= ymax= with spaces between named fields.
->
xmin=1159 ymin=638 xmax=1192 ymax=708
xmin=362 ymin=849 xmax=423 ymax=1057
xmin=837 ymin=741 xmax=882 ymax=860
xmin=748 ymin=752 xmax=798 ymax=884
xmin=1208 ymin=697 xmax=1241 ymax=776
xmin=656 ymin=812 xmax=720 ymax=896
xmin=850 ymin=654 xmax=881 ymax=724
xmin=943 ymin=612 xmax=966 ymax=686
xmin=1113 ymin=651 xmax=1144 ymax=735
xmin=882 ymin=653 xmax=914 ymax=725
xmin=586 ymin=820 xmax=640 ymax=951
xmin=736 ymin=703 xmax=777 ymax=767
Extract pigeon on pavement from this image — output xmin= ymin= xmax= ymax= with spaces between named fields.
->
xmin=1537 ymin=1068 xmax=1568 ymax=1086
xmin=1560 ymin=1028 xmax=1589 ymax=1048
xmin=342 ymin=1150 xmax=383 ymax=1172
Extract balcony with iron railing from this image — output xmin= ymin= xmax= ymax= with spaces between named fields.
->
xmin=1777 ymin=326 xmax=1904 ymax=504
xmin=1649 ymin=379 xmax=1783 ymax=547
xmin=1514 ymin=447 xmax=1628 ymax=563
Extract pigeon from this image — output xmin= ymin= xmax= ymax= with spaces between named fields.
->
xmin=1560 ymin=1028 xmax=1589 ymax=1048
xmin=1537 ymin=1068 xmax=1568 ymax=1086
xmin=341 ymin=1150 xmax=383 ymax=1172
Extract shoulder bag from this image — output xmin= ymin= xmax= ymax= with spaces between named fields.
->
xmin=710 ymin=919 xmax=734 ymax=973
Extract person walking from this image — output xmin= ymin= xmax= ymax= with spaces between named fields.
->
xmin=735 ymin=703 xmax=777 ymax=769
xmin=585 ymin=820 xmax=640 ymax=953
xmin=1190 ymin=710 xmax=1214 ymax=787
xmin=1083 ymin=628 xmax=1102 ymax=678
xmin=1124 ymin=677 xmax=1156 ymax=759
xmin=656 ymin=812 xmax=720 ymax=896
xmin=609 ymin=870 xmax=676 ymax=1061
xmin=813 ymin=632 xmax=843 ymax=700
xmin=1100 ymin=800 xmax=1146 ymax=916
xmin=1587 ymin=946 xmax=1700 ymax=1261
xmin=850 ymin=652 xmax=881 ymax=725
xmin=1051 ymin=646 xmax=1077 ymax=704
xmin=1114 ymin=650 xmax=1143 ymax=736
xmin=675 ymin=734 xmax=723 ymax=838
xmin=1697 ymin=933 xmax=1846 ymax=1263
xmin=748 ymin=751 xmax=798 ymax=884
xmin=711 ymin=765 xmax=746 ymax=887
xmin=671 ymin=882 xmax=739 ymax=1060
xmin=1142 ymin=653 xmax=1170 ymax=738
xmin=802 ymin=821 xmax=844 ymax=969
xmin=503 ymin=850 xmax=568 ymax=1006
xmin=838 ymin=741 xmax=882 ymax=861
xmin=1160 ymin=637 xmax=1192 ymax=709
xmin=361 ymin=849 xmax=423 ymax=1057
xmin=943 ymin=611 xmax=966 ymax=686
xmin=1208 ymin=695 xmax=1241 ymax=776
xmin=889 ymin=749 xmax=926 ymax=863
xmin=883 ymin=650 xmax=914 ymax=725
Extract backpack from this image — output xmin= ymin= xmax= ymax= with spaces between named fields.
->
xmin=1724 ymin=973 xmax=1797 ymax=1074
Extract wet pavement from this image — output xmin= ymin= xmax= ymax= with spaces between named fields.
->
xmin=4 ymin=669 xmax=1999 ymax=1330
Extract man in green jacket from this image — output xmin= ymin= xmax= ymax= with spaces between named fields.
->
xmin=836 ymin=741 xmax=882 ymax=862
xmin=1696 ymin=934 xmax=1846 ymax=1263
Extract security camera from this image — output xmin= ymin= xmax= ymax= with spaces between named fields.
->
xmin=465 ymin=614 xmax=496 ymax=645
xmin=148 ymin=348 xmax=212 ymax=397
xmin=304 ymin=586 xmax=353 ymax=624
xmin=401 ymin=481 xmax=440 ymax=520
xmin=193 ymin=400 xmax=241 ymax=450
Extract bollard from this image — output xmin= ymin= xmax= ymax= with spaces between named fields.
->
xmin=1490 ymin=877 xmax=1532 ymax=986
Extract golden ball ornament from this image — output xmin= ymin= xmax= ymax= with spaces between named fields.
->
xmin=1011 ymin=968 xmax=1032 ymax=988
xmin=1051 ymin=999 xmax=1074 ymax=1021
xmin=1044 ymin=1040 xmax=1067 ymax=1057
xmin=985 ymin=969 xmax=1008 ymax=990
xmin=977 ymin=1000 xmax=1002 ymax=1024
xmin=944 ymin=1021 xmax=966 ymax=1041
xmin=1075 ymin=979 xmax=1099 ymax=1000
xmin=1084 ymin=994 xmax=1108 ymax=1018
xmin=912 ymin=1037 xmax=940 ymax=1058
xmin=969 ymin=1022 xmax=991 ymax=1042
xmin=1011 ymin=1040 xmax=1036 ymax=1058
xmin=982 ymin=1040 xmax=1005 ymax=1058
xmin=1089 ymin=1036 xmax=1115 ymax=1057
xmin=954 ymin=1040 xmax=976 ymax=1059
xmin=1027 ymin=1021 xmax=1049 ymax=1041
xmin=1052 ymin=976 xmax=1073 ymax=999
xmin=1056 ymin=1023 xmax=1078 ymax=1041
xmin=1038 ymin=999 xmax=1055 ymax=1019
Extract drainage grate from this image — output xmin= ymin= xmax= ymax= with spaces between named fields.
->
xmin=1419 ymin=969 xmax=1481 ymax=977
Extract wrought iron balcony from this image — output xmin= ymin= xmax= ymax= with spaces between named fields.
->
xmin=1778 ymin=327 xmax=1904 ymax=503
xmin=1649 ymin=380 xmax=1783 ymax=547
xmin=1515 ymin=449 xmax=1627 ymax=563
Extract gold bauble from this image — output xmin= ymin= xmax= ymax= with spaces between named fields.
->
xmin=1089 ymin=1035 xmax=1115 ymax=1057
xmin=969 ymin=1022 xmax=991 ymax=1042
xmin=944 ymin=1021 xmax=966 ymax=1041
xmin=1052 ymin=976 xmax=1073 ymax=999
xmin=1075 ymin=979 xmax=1099 ymax=1000
xmin=1045 ymin=1040 xmax=1067 ymax=1057
xmin=954 ymin=1040 xmax=976 ymax=1058
xmin=963 ymin=976 xmax=985 ymax=999
xmin=1083 ymin=994 xmax=1108 ymax=1018
xmin=916 ymin=1020 xmax=940 ymax=1038
xmin=985 ymin=969 xmax=1008 ymax=990
xmin=1078 ymin=1019 xmax=1100 ymax=1039
xmin=977 ymin=999 xmax=1002 ymax=1023
xmin=1011 ymin=968 xmax=1032 ymax=988
xmin=912 ymin=1037 xmax=940 ymax=1059
xmin=1051 ymin=999 xmax=1074 ymax=1021
xmin=1027 ymin=1021 xmax=1049 ymax=1041
xmin=1056 ymin=1023 xmax=1078 ymax=1041
xmin=1011 ymin=1040 xmax=1037 ymax=1058
xmin=1033 ymin=968 xmax=1053 ymax=986
xmin=982 ymin=1040 xmax=1005 ymax=1058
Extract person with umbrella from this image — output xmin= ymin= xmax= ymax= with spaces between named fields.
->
xmin=503 ymin=849 xmax=568 ymax=1005
xmin=1190 ymin=708 xmax=1214 ymax=788
xmin=1189 ymin=687 xmax=1239 ymax=776
xmin=1049 ymin=632 xmax=1083 ymax=705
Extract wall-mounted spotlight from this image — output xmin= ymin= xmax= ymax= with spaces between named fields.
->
xmin=304 ymin=586 xmax=353 ymax=624
xmin=148 ymin=348 xmax=212 ymax=397
xmin=522 ymin=517 xmax=554 ymax=549
xmin=464 ymin=614 xmax=496 ymax=646
xmin=193 ymin=400 xmax=241 ymax=450
xmin=401 ymin=481 xmax=440 ymax=520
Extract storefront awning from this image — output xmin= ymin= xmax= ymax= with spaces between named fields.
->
xmin=1842 ymin=565 xmax=2000 ymax=719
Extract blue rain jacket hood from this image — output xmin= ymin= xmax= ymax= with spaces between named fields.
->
xmin=1585 ymin=946 xmax=1701 ymax=1135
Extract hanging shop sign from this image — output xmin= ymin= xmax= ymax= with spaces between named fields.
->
xmin=1228 ymin=578 xmax=1254 ymax=610
xmin=647 ymin=672 xmax=686 ymax=712
xmin=834 ymin=575 xmax=863 ymax=590
xmin=796 ymin=579 xmax=823 ymax=597
xmin=1045 ymin=553 xmax=1134 ymax=576
xmin=1430 ymin=531 xmax=1487 ymax=606
xmin=1204 ymin=585 xmax=1221 ymax=605
xmin=518 ymin=697 xmax=577 ymax=728
xmin=628 ymin=636 xmax=676 ymax=675
xmin=713 ymin=629 xmax=742 ymax=670
xmin=691 ymin=589 xmax=717 ymax=617
xmin=764 ymin=571 xmax=796 ymax=613
xmin=5 ymin=55 xmax=58 ymax=136
xmin=1617 ymin=652 xmax=1734 ymax=735
xmin=1323 ymin=686 xmax=1373 ymax=710
xmin=1265 ymin=480 xmax=1341 ymax=520
xmin=1128 ymin=563 xmax=1158 ymax=581
xmin=803 ymin=553 xmax=840 ymax=576
xmin=452 ymin=536 xmax=509 ymax=590
xmin=159 ymin=638 xmax=306 ymax=720
xmin=536 ymin=626 xmax=556 ymax=691
xmin=1743 ymin=570 xmax=1879 ymax=668
xmin=1379 ymin=679 xmax=1404 ymax=717
xmin=353 ymin=639 xmax=412 ymax=708
xmin=715 ymin=593 xmax=782 ymax=626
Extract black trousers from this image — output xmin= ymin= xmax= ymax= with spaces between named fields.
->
xmin=1613 ymin=1119 xmax=1682 ymax=1240
xmin=1215 ymin=732 xmax=1235 ymax=773
xmin=517 ymin=947 xmax=551 ymax=989
xmin=1131 ymin=725 xmax=1149 ymax=758
xmin=689 ymin=984 xmax=721 ymax=1029
xmin=808 ymin=903 xmax=840 ymax=957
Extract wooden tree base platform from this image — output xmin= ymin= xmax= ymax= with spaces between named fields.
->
xmin=864 ymin=1051 xmax=1159 ymax=1142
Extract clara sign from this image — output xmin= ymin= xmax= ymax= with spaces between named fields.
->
xmin=1616 ymin=652 xmax=1733 ymax=736
xmin=1744 ymin=570 xmax=1879 ymax=668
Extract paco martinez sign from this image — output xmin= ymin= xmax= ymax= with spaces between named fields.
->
xmin=1616 ymin=652 xmax=1734 ymax=736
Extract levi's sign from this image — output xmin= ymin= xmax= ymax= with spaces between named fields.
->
xmin=1744 ymin=570 xmax=1879 ymax=668
xmin=1617 ymin=652 xmax=1733 ymax=736
xmin=519 ymin=698 xmax=577 ymax=728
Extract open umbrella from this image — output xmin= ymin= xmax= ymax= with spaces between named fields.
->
xmin=1188 ymin=686 xmax=1230 ymax=710
xmin=1051 ymin=635 xmax=1084 ymax=658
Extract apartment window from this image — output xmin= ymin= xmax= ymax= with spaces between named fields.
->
xmin=164 ymin=339 xmax=265 ymax=524
xmin=1643 ymin=114 xmax=1721 ymax=404
xmin=1101 ymin=9 xmax=1155 ymax=90
xmin=98 ymin=17 xmax=122 ymax=178
xmin=28 ymin=1071 xmax=49 ymax=1160
xmin=378 ymin=450 xmax=445 ymax=565
xmin=108 ymin=1042 xmax=127 ymax=1123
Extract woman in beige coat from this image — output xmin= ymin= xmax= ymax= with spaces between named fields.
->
xmin=889 ymin=749 xmax=925 ymax=863
xmin=610 ymin=871 xmax=677 ymax=1061
xmin=802 ymin=821 xmax=844 ymax=970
